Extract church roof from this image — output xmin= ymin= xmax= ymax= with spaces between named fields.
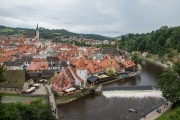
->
xmin=26 ymin=30 xmax=36 ymax=38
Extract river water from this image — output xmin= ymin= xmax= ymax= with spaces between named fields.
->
xmin=58 ymin=61 xmax=165 ymax=120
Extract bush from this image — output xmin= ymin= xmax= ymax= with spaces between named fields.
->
xmin=53 ymin=90 xmax=59 ymax=97
xmin=171 ymin=100 xmax=180 ymax=109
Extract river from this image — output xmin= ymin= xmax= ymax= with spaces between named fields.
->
xmin=57 ymin=61 xmax=165 ymax=120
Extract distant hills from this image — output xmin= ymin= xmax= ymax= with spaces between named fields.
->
xmin=0 ymin=25 xmax=113 ymax=40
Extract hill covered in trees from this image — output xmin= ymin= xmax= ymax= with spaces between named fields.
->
xmin=0 ymin=25 xmax=111 ymax=40
xmin=116 ymin=26 xmax=180 ymax=60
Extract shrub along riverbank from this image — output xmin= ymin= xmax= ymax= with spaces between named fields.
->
xmin=156 ymin=106 xmax=180 ymax=120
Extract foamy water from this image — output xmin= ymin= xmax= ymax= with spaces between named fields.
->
xmin=103 ymin=90 xmax=163 ymax=98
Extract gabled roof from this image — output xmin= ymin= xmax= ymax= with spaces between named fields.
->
xmin=87 ymin=76 xmax=99 ymax=83
xmin=3 ymin=61 xmax=12 ymax=66
xmin=51 ymin=68 xmax=74 ymax=85
xmin=0 ymin=56 xmax=13 ymax=63
xmin=26 ymin=30 xmax=36 ymax=38
xmin=46 ymin=56 xmax=59 ymax=61
xmin=41 ymin=70 xmax=56 ymax=78
xmin=0 ymin=70 xmax=30 ymax=88
xmin=28 ymin=61 xmax=48 ymax=71
xmin=68 ymin=66 xmax=84 ymax=82
xmin=21 ymin=55 xmax=33 ymax=62
xmin=121 ymin=60 xmax=136 ymax=68
xmin=27 ymin=72 xmax=41 ymax=79
xmin=100 ymin=47 xmax=120 ymax=56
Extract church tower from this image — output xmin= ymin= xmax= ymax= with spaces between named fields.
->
xmin=36 ymin=23 xmax=39 ymax=39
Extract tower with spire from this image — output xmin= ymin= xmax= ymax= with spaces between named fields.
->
xmin=36 ymin=23 xmax=39 ymax=39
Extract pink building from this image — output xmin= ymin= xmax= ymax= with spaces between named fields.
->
xmin=51 ymin=67 xmax=74 ymax=93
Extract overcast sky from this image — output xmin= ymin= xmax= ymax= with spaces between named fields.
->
xmin=0 ymin=0 xmax=180 ymax=37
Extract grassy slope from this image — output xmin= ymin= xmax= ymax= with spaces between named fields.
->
xmin=156 ymin=107 xmax=180 ymax=120
xmin=0 ymin=28 xmax=14 ymax=32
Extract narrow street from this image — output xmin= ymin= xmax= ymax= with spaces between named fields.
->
xmin=46 ymin=84 xmax=59 ymax=120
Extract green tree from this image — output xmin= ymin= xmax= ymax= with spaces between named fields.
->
xmin=0 ymin=99 xmax=56 ymax=120
xmin=131 ymin=52 xmax=141 ymax=64
xmin=158 ymin=62 xmax=180 ymax=103
xmin=0 ymin=65 xmax=7 ymax=103
xmin=107 ymin=69 xmax=114 ymax=77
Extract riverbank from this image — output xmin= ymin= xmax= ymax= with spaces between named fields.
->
xmin=55 ymin=90 xmax=90 ymax=105
xmin=140 ymin=101 xmax=172 ymax=120
xmin=101 ymin=71 xmax=140 ymax=86
xmin=142 ymin=57 xmax=168 ymax=68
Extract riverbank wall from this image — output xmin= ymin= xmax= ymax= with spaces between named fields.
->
xmin=101 ymin=71 xmax=140 ymax=86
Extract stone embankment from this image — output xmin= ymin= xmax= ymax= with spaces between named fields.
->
xmin=140 ymin=101 xmax=172 ymax=120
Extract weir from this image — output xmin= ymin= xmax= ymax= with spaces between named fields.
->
xmin=102 ymin=85 xmax=159 ymax=91
xmin=102 ymin=86 xmax=163 ymax=98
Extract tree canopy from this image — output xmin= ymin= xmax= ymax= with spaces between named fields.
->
xmin=0 ymin=65 xmax=7 ymax=103
xmin=0 ymin=99 xmax=56 ymax=120
xmin=158 ymin=62 xmax=180 ymax=103
xmin=116 ymin=26 xmax=180 ymax=60
xmin=131 ymin=52 xmax=142 ymax=64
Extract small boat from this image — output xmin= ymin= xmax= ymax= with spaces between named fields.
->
xmin=129 ymin=108 xmax=137 ymax=113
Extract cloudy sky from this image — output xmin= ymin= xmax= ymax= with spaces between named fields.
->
xmin=0 ymin=0 xmax=180 ymax=37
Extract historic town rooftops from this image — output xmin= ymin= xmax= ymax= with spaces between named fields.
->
xmin=0 ymin=56 xmax=13 ymax=63
xmin=51 ymin=68 xmax=74 ymax=85
xmin=68 ymin=66 xmax=84 ymax=82
xmin=88 ymin=53 xmax=105 ymax=61
xmin=121 ymin=60 xmax=136 ymax=68
xmin=28 ymin=61 xmax=48 ymax=71
xmin=99 ymin=47 xmax=120 ymax=56
xmin=21 ymin=55 xmax=33 ymax=63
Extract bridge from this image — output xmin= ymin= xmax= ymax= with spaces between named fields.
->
xmin=102 ymin=85 xmax=160 ymax=91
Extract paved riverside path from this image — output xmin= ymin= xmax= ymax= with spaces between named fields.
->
xmin=45 ymin=84 xmax=59 ymax=120
xmin=140 ymin=101 xmax=172 ymax=120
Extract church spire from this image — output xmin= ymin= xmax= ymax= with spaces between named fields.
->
xmin=36 ymin=23 xmax=38 ymax=30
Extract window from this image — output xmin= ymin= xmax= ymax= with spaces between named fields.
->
xmin=5 ymin=89 xmax=6 ymax=90
xmin=15 ymin=89 xmax=16 ymax=91
xmin=11 ymin=89 xmax=12 ymax=91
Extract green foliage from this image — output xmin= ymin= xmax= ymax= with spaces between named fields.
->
xmin=0 ymin=65 xmax=7 ymax=83
xmin=107 ymin=69 xmax=114 ymax=77
xmin=173 ymin=62 xmax=180 ymax=76
xmin=156 ymin=106 xmax=180 ymax=120
xmin=158 ymin=62 xmax=180 ymax=103
xmin=0 ymin=99 xmax=56 ymax=120
xmin=53 ymin=90 xmax=59 ymax=97
xmin=131 ymin=52 xmax=141 ymax=64
xmin=0 ymin=28 xmax=14 ymax=32
xmin=171 ymin=101 xmax=180 ymax=109
xmin=0 ymin=65 xmax=7 ymax=103
xmin=116 ymin=26 xmax=180 ymax=59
